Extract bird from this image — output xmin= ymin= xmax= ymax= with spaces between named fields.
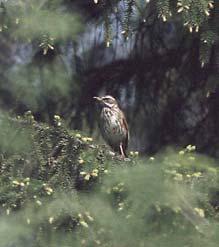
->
xmin=93 ymin=95 xmax=129 ymax=157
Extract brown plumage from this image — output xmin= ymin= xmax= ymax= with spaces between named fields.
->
xmin=94 ymin=95 xmax=129 ymax=157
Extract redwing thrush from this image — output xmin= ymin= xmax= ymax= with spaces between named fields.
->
xmin=94 ymin=95 xmax=129 ymax=157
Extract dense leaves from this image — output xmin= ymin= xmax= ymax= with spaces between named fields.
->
xmin=0 ymin=115 xmax=219 ymax=246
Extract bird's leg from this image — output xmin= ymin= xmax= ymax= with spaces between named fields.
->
xmin=119 ymin=143 xmax=125 ymax=158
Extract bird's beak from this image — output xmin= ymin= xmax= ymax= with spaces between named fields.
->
xmin=93 ymin=96 xmax=102 ymax=101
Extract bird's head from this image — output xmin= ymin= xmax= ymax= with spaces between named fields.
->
xmin=93 ymin=95 xmax=118 ymax=109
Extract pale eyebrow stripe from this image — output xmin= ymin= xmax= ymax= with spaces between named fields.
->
xmin=103 ymin=96 xmax=114 ymax=100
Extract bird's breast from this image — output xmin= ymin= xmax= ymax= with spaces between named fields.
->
xmin=100 ymin=108 xmax=125 ymax=140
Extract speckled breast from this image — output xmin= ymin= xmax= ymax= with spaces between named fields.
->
xmin=100 ymin=107 xmax=125 ymax=144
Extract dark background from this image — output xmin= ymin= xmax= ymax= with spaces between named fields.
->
xmin=0 ymin=0 xmax=219 ymax=156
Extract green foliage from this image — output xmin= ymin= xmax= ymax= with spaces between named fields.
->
xmin=14 ymin=8 xmax=81 ymax=41
xmin=122 ymin=0 xmax=135 ymax=39
xmin=95 ymin=0 xmax=218 ymax=63
xmin=6 ymin=61 xmax=72 ymax=112
xmin=0 ymin=115 xmax=219 ymax=246
xmin=0 ymin=0 xmax=81 ymax=55
xmin=104 ymin=11 xmax=112 ymax=47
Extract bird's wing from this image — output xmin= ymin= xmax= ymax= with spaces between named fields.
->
xmin=122 ymin=113 xmax=129 ymax=153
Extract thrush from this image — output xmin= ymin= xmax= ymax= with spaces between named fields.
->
xmin=94 ymin=95 xmax=129 ymax=157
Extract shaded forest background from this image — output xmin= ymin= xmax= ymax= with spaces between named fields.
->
xmin=0 ymin=1 xmax=219 ymax=247
xmin=0 ymin=0 xmax=218 ymax=156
